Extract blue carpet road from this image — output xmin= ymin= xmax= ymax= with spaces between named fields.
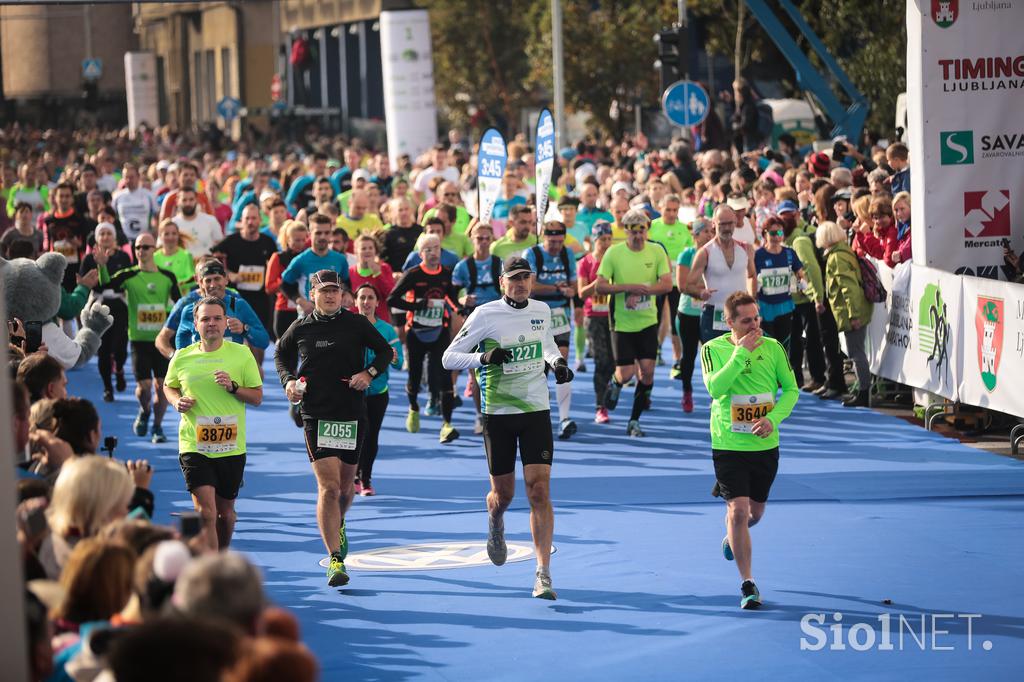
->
xmin=76 ymin=345 xmax=1023 ymax=681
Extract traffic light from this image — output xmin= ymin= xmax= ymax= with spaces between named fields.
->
xmin=654 ymin=27 xmax=683 ymax=94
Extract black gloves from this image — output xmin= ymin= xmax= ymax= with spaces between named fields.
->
xmin=481 ymin=347 xmax=513 ymax=365
xmin=552 ymin=359 xmax=574 ymax=384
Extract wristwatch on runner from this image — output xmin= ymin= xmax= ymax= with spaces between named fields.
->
xmin=366 ymin=366 xmax=379 ymax=378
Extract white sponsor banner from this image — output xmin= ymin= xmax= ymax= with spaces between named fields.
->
xmin=124 ymin=52 xmax=159 ymax=138
xmin=907 ymin=1 xmax=1024 ymax=279
xmin=477 ymin=128 xmax=507 ymax=225
xmin=959 ymin=276 xmax=1024 ymax=417
xmin=873 ymin=264 xmax=962 ymax=400
xmin=380 ymin=11 xmax=439 ymax=167
xmin=534 ymin=108 xmax=555 ymax=233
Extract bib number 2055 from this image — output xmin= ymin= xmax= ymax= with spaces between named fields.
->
xmin=317 ymin=420 xmax=358 ymax=450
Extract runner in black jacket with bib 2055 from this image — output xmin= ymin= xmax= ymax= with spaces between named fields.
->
xmin=274 ymin=269 xmax=392 ymax=588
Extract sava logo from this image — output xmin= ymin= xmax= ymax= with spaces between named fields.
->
xmin=940 ymin=130 xmax=1024 ymax=164
xmin=940 ymin=131 xmax=973 ymax=165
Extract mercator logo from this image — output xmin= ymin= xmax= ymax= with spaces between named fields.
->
xmin=963 ymin=190 xmax=1010 ymax=240
xmin=940 ymin=131 xmax=973 ymax=165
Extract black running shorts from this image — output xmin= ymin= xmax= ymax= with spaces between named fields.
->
xmin=712 ymin=447 xmax=779 ymax=503
xmin=303 ymin=417 xmax=365 ymax=465
xmin=132 ymin=341 xmax=169 ymax=381
xmin=481 ymin=410 xmax=554 ymax=476
xmin=610 ymin=323 xmax=660 ymax=366
xmin=179 ymin=452 xmax=246 ymax=500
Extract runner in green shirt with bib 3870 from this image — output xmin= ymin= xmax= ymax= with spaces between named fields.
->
xmin=164 ymin=296 xmax=263 ymax=552
xmin=700 ymin=291 xmax=799 ymax=611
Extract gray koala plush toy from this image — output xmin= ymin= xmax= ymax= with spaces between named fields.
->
xmin=1 ymin=253 xmax=113 ymax=369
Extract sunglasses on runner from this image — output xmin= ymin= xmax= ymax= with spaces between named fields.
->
xmin=135 ymin=244 xmax=155 ymax=251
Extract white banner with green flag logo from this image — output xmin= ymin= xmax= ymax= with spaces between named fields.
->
xmin=534 ymin=108 xmax=555 ymax=233
xmin=907 ymin=1 xmax=1024 ymax=278
xmin=869 ymin=263 xmax=962 ymax=400
xmin=959 ymin=276 xmax=1024 ymax=416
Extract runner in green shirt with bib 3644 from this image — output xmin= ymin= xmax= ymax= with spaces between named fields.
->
xmin=700 ymin=291 xmax=799 ymax=611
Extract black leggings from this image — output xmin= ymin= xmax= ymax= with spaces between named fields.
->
xmin=762 ymin=311 xmax=793 ymax=354
xmin=273 ymin=309 xmax=298 ymax=341
xmin=675 ymin=313 xmax=700 ymax=392
xmin=98 ymin=300 xmax=129 ymax=390
xmin=584 ymin=316 xmax=614 ymax=408
xmin=406 ymin=329 xmax=453 ymax=421
xmin=358 ymin=391 xmax=389 ymax=484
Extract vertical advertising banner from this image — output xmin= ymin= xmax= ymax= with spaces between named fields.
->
xmin=906 ymin=1 xmax=1024 ymax=280
xmin=870 ymin=263 xmax=962 ymax=401
xmin=477 ymin=128 xmax=508 ymax=225
xmin=124 ymin=52 xmax=159 ymax=138
xmin=959 ymin=277 xmax=1024 ymax=416
xmin=534 ymin=108 xmax=556 ymax=233
xmin=380 ymin=10 xmax=439 ymax=167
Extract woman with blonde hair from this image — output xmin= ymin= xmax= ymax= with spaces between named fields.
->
xmin=153 ymin=219 xmax=196 ymax=295
xmin=41 ymin=456 xmax=136 ymax=578
xmin=816 ymin=221 xmax=874 ymax=408
xmin=265 ymin=219 xmax=310 ymax=339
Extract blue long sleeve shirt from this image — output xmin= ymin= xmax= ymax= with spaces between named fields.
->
xmin=169 ymin=289 xmax=270 ymax=350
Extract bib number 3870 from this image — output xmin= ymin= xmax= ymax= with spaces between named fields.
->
xmin=196 ymin=415 xmax=239 ymax=454
xmin=317 ymin=420 xmax=358 ymax=450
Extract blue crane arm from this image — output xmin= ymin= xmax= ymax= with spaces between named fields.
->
xmin=744 ymin=0 xmax=869 ymax=141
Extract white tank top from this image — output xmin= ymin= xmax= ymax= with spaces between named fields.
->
xmin=703 ymin=239 xmax=749 ymax=308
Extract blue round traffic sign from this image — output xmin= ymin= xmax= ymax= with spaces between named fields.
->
xmin=661 ymin=80 xmax=709 ymax=127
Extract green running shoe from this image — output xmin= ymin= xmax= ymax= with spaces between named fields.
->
xmin=722 ymin=536 xmax=734 ymax=561
xmin=338 ymin=519 xmax=348 ymax=560
xmin=740 ymin=579 xmax=761 ymax=609
xmin=406 ymin=408 xmax=420 ymax=433
xmin=327 ymin=552 xmax=349 ymax=587
xmin=439 ymin=422 xmax=460 ymax=443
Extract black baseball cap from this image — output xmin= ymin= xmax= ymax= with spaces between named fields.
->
xmin=502 ymin=256 xmax=533 ymax=278
xmin=309 ymin=269 xmax=342 ymax=291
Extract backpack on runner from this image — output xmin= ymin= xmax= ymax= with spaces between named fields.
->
xmin=857 ymin=254 xmax=887 ymax=303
